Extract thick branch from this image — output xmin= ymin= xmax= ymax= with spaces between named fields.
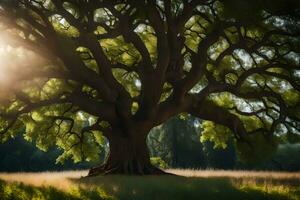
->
xmin=189 ymin=100 xmax=248 ymax=140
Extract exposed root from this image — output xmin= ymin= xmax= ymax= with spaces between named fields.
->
xmin=87 ymin=165 xmax=106 ymax=177
xmin=86 ymin=163 xmax=174 ymax=177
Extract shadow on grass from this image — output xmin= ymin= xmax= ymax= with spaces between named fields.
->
xmin=0 ymin=176 xmax=298 ymax=200
xmin=0 ymin=179 xmax=108 ymax=200
xmin=72 ymin=175 xmax=297 ymax=200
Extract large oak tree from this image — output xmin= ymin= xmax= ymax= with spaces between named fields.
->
xmin=0 ymin=0 xmax=299 ymax=175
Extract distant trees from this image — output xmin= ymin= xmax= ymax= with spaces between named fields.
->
xmin=148 ymin=116 xmax=206 ymax=168
xmin=148 ymin=115 xmax=238 ymax=169
xmin=0 ymin=135 xmax=95 ymax=172
xmin=203 ymin=140 xmax=236 ymax=169
xmin=245 ymin=143 xmax=300 ymax=171
xmin=149 ymin=115 xmax=300 ymax=171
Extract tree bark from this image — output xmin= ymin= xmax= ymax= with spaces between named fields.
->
xmin=88 ymin=131 xmax=166 ymax=176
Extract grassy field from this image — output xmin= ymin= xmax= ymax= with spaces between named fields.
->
xmin=0 ymin=170 xmax=299 ymax=200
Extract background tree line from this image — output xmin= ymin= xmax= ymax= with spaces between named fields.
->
xmin=1 ymin=116 xmax=300 ymax=172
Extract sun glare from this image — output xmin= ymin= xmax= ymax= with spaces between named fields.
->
xmin=0 ymin=34 xmax=31 ymax=97
xmin=0 ymin=45 xmax=10 ymax=85
xmin=0 ymin=41 xmax=12 ymax=102
xmin=0 ymin=34 xmax=40 ymax=86
xmin=0 ymin=31 xmax=55 ymax=103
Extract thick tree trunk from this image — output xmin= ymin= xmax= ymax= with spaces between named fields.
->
xmin=88 ymin=132 xmax=166 ymax=176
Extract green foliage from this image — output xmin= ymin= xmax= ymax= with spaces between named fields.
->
xmin=150 ymin=157 xmax=169 ymax=169
xmin=17 ymin=105 xmax=107 ymax=163
xmin=283 ymin=89 xmax=300 ymax=106
xmin=200 ymin=121 xmax=232 ymax=149
xmin=236 ymin=134 xmax=279 ymax=165
xmin=210 ymin=92 xmax=234 ymax=109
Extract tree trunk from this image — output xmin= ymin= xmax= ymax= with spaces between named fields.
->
xmin=88 ymin=132 xmax=166 ymax=176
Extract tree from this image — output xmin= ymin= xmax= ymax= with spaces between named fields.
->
xmin=0 ymin=134 xmax=96 ymax=172
xmin=0 ymin=0 xmax=299 ymax=175
xmin=203 ymin=140 xmax=236 ymax=169
xmin=148 ymin=116 xmax=205 ymax=168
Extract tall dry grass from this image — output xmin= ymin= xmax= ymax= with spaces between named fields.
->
xmin=1 ymin=169 xmax=300 ymax=189
xmin=0 ymin=169 xmax=299 ymax=200
xmin=168 ymin=169 xmax=300 ymax=178
xmin=0 ymin=170 xmax=87 ymax=190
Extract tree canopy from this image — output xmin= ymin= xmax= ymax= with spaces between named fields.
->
xmin=0 ymin=0 xmax=299 ymax=175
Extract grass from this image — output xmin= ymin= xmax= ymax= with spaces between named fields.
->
xmin=0 ymin=170 xmax=299 ymax=200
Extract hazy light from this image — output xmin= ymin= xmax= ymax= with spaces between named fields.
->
xmin=0 ymin=32 xmax=49 ymax=103
xmin=0 ymin=42 xmax=14 ymax=102
xmin=0 ymin=45 xmax=12 ymax=85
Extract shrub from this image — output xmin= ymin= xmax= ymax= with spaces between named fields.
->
xmin=150 ymin=157 xmax=169 ymax=169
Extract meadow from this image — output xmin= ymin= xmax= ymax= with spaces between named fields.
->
xmin=0 ymin=170 xmax=299 ymax=200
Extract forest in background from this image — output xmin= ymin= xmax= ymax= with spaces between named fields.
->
xmin=1 ymin=116 xmax=300 ymax=172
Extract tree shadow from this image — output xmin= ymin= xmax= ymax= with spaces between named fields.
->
xmin=0 ymin=176 xmax=297 ymax=200
xmin=70 ymin=175 xmax=295 ymax=200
